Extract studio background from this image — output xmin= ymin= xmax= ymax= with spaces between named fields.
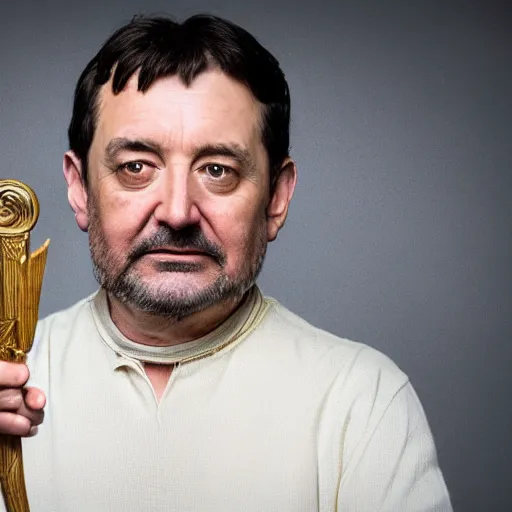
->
xmin=1 ymin=0 xmax=510 ymax=510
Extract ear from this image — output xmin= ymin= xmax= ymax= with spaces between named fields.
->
xmin=63 ymin=151 xmax=89 ymax=232
xmin=266 ymin=158 xmax=297 ymax=242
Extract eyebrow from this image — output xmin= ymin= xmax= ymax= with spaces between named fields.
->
xmin=104 ymin=138 xmax=165 ymax=165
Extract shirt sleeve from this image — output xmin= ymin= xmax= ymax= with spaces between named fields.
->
xmin=336 ymin=381 xmax=453 ymax=511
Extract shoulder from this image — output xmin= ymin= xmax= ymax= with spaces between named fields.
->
xmin=36 ymin=292 xmax=97 ymax=332
xmin=258 ymin=297 xmax=430 ymax=472
xmin=262 ymin=296 xmax=407 ymax=375
xmin=257 ymin=295 xmax=410 ymax=398
xmin=248 ymin=293 xmax=456 ymax=507
xmin=30 ymin=292 xmax=98 ymax=358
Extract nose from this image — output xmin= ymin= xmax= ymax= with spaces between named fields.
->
xmin=153 ymin=170 xmax=201 ymax=230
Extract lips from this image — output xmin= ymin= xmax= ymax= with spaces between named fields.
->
xmin=144 ymin=248 xmax=209 ymax=257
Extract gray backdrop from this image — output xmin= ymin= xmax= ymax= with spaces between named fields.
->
xmin=1 ymin=0 xmax=510 ymax=510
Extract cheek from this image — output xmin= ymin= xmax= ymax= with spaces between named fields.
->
xmin=216 ymin=207 xmax=267 ymax=268
xmin=93 ymin=191 xmax=148 ymax=249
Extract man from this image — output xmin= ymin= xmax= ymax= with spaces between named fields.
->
xmin=0 ymin=14 xmax=452 ymax=511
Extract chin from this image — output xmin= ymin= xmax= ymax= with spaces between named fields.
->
xmin=114 ymin=275 xmax=239 ymax=319
xmin=141 ymin=268 xmax=228 ymax=294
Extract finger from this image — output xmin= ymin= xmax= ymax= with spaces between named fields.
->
xmin=0 ymin=361 xmax=29 ymax=388
xmin=16 ymin=399 xmax=45 ymax=427
xmin=0 ymin=388 xmax=23 ymax=411
xmin=0 ymin=411 xmax=31 ymax=436
xmin=24 ymin=387 xmax=46 ymax=410
xmin=26 ymin=426 xmax=39 ymax=437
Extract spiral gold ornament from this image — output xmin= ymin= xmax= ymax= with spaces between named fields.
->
xmin=0 ymin=179 xmax=49 ymax=512
xmin=0 ymin=181 xmax=39 ymax=234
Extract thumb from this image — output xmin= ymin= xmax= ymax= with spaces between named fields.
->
xmin=24 ymin=387 xmax=46 ymax=410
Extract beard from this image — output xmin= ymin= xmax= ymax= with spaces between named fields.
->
xmin=87 ymin=197 xmax=267 ymax=321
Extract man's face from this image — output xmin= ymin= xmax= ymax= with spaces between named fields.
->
xmin=78 ymin=69 xmax=281 ymax=319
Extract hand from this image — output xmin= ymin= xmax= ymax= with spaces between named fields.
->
xmin=0 ymin=361 xmax=45 ymax=437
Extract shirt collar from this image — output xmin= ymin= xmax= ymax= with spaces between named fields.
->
xmin=89 ymin=285 xmax=267 ymax=369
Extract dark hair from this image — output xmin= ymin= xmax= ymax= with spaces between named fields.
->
xmin=67 ymin=14 xmax=290 ymax=190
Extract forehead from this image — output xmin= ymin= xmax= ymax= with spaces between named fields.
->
xmin=93 ymin=69 xmax=265 ymax=153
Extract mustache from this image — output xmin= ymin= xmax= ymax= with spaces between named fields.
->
xmin=128 ymin=225 xmax=225 ymax=266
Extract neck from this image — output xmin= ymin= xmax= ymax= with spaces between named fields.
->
xmin=107 ymin=294 xmax=245 ymax=347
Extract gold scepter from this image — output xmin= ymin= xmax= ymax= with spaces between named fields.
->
xmin=0 ymin=179 xmax=49 ymax=512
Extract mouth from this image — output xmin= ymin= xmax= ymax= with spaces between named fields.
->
xmin=143 ymin=248 xmax=210 ymax=258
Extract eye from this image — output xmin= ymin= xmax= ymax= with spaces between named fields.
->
xmin=114 ymin=160 xmax=157 ymax=189
xmin=121 ymin=161 xmax=145 ymax=173
xmin=197 ymin=162 xmax=240 ymax=193
xmin=204 ymin=164 xmax=230 ymax=179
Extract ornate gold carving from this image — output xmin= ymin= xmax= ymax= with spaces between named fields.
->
xmin=0 ymin=179 xmax=49 ymax=511
xmin=0 ymin=182 xmax=38 ymax=235
xmin=0 ymin=320 xmax=23 ymax=363
xmin=0 ymin=238 xmax=27 ymax=263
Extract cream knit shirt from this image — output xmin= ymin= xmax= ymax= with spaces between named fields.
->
xmin=5 ymin=287 xmax=451 ymax=511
